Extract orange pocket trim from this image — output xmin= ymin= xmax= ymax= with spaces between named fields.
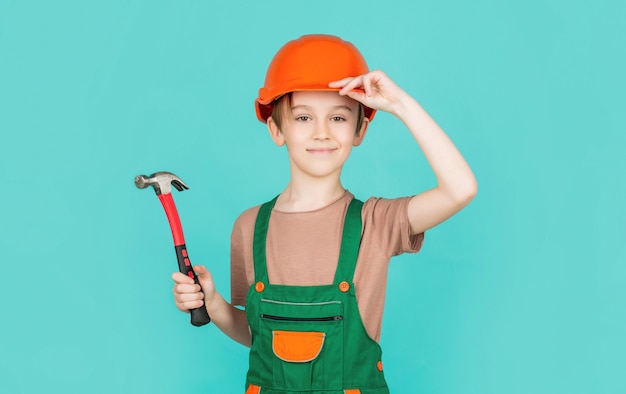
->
xmin=272 ymin=330 xmax=326 ymax=363
xmin=246 ymin=384 xmax=260 ymax=394
xmin=344 ymin=390 xmax=361 ymax=394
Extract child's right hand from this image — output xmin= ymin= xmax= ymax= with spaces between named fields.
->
xmin=329 ymin=70 xmax=411 ymax=117
xmin=172 ymin=265 xmax=216 ymax=313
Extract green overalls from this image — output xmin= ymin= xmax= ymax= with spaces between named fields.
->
xmin=244 ymin=196 xmax=390 ymax=394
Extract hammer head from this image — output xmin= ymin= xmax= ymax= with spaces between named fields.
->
xmin=135 ymin=171 xmax=189 ymax=195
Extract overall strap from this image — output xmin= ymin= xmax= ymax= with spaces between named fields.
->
xmin=252 ymin=196 xmax=364 ymax=284
xmin=333 ymin=198 xmax=364 ymax=285
xmin=252 ymin=195 xmax=279 ymax=283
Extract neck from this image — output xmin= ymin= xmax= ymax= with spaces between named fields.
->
xmin=276 ymin=178 xmax=346 ymax=212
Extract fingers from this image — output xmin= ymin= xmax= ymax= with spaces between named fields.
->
xmin=329 ymin=77 xmax=369 ymax=107
xmin=172 ymin=265 xmax=216 ymax=313
xmin=174 ymin=297 xmax=204 ymax=313
xmin=171 ymin=265 xmax=211 ymax=285
xmin=339 ymin=77 xmax=364 ymax=96
xmin=328 ymin=77 xmax=354 ymax=88
xmin=193 ymin=265 xmax=216 ymax=294
xmin=329 ymin=76 xmax=363 ymax=96
xmin=329 ymin=74 xmax=379 ymax=107
xmin=194 ymin=265 xmax=210 ymax=280
xmin=330 ymin=70 xmax=406 ymax=114
xmin=330 ymin=71 xmax=384 ymax=92
xmin=363 ymin=73 xmax=373 ymax=97
xmin=172 ymin=271 xmax=194 ymax=285
xmin=172 ymin=281 xmax=204 ymax=312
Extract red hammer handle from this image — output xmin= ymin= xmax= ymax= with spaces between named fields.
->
xmin=158 ymin=194 xmax=211 ymax=327
xmin=158 ymin=193 xmax=186 ymax=246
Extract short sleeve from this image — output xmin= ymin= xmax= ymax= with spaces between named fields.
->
xmin=361 ymin=196 xmax=424 ymax=257
xmin=230 ymin=206 xmax=260 ymax=307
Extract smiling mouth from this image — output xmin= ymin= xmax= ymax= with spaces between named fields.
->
xmin=307 ymin=148 xmax=336 ymax=154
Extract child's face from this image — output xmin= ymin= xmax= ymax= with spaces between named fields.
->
xmin=267 ymin=91 xmax=369 ymax=180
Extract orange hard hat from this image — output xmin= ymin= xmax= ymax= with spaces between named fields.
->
xmin=255 ymin=34 xmax=376 ymax=123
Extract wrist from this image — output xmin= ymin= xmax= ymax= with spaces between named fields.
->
xmin=205 ymin=291 xmax=224 ymax=316
xmin=391 ymin=92 xmax=420 ymax=119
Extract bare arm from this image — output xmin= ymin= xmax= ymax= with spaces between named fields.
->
xmin=331 ymin=71 xmax=477 ymax=234
xmin=172 ymin=266 xmax=251 ymax=347
xmin=393 ymin=93 xmax=477 ymax=234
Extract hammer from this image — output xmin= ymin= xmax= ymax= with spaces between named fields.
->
xmin=135 ymin=171 xmax=211 ymax=327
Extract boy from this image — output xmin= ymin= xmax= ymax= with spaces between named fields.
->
xmin=172 ymin=34 xmax=477 ymax=393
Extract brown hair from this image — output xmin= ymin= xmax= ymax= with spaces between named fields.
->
xmin=271 ymin=93 xmax=365 ymax=133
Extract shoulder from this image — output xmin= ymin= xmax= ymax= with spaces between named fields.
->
xmin=230 ymin=204 xmax=262 ymax=247
xmin=361 ymin=195 xmax=413 ymax=217
xmin=233 ymin=204 xmax=261 ymax=229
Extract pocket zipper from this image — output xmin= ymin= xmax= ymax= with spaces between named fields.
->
xmin=261 ymin=299 xmax=341 ymax=306
xmin=260 ymin=314 xmax=343 ymax=322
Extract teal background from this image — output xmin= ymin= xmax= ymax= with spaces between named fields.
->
xmin=1 ymin=0 xmax=624 ymax=393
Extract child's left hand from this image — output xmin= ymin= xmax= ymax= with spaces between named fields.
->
xmin=329 ymin=70 xmax=410 ymax=116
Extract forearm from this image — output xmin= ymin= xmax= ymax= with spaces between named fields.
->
xmin=206 ymin=292 xmax=251 ymax=347
xmin=393 ymin=93 xmax=477 ymax=202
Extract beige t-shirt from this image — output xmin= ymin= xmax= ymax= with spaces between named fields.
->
xmin=230 ymin=191 xmax=424 ymax=342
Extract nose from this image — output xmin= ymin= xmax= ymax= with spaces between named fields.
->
xmin=312 ymin=120 xmax=331 ymax=140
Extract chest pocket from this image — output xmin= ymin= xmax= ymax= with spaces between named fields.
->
xmin=258 ymin=298 xmax=344 ymax=390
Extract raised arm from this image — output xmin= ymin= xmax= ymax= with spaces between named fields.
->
xmin=330 ymin=70 xmax=477 ymax=234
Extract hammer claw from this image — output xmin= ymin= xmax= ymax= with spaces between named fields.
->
xmin=171 ymin=179 xmax=189 ymax=192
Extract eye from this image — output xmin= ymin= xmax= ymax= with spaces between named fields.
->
xmin=295 ymin=115 xmax=311 ymax=122
xmin=331 ymin=116 xmax=346 ymax=122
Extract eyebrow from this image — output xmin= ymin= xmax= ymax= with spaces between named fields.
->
xmin=291 ymin=105 xmax=353 ymax=112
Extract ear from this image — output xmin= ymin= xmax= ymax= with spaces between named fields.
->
xmin=267 ymin=116 xmax=285 ymax=147
xmin=353 ymin=117 xmax=370 ymax=147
